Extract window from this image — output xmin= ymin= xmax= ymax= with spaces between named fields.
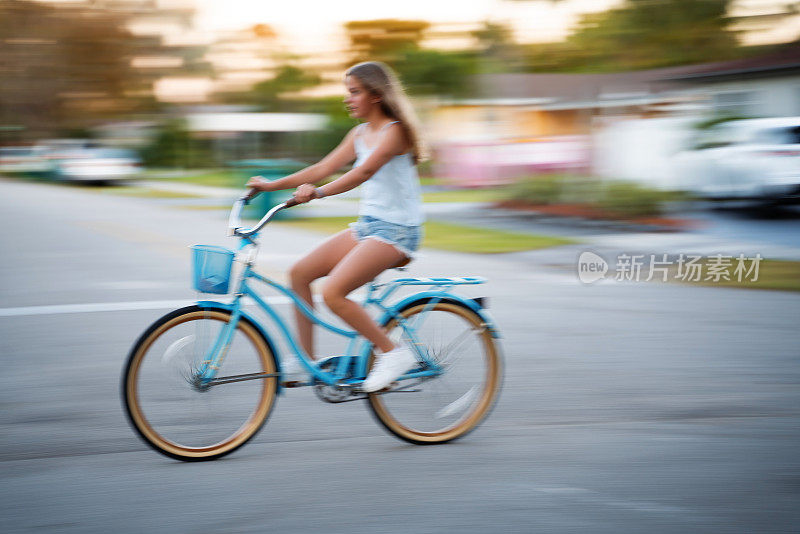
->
xmin=753 ymin=126 xmax=800 ymax=145
xmin=712 ymin=91 xmax=757 ymax=116
xmin=694 ymin=122 xmax=747 ymax=149
xmin=786 ymin=126 xmax=800 ymax=145
xmin=795 ymin=87 xmax=800 ymax=115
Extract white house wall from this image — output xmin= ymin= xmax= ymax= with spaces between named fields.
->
xmin=702 ymin=75 xmax=800 ymax=117
xmin=592 ymin=117 xmax=699 ymax=190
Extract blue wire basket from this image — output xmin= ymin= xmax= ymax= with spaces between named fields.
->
xmin=191 ymin=245 xmax=235 ymax=294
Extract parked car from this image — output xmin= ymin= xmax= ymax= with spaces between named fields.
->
xmin=0 ymin=146 xmax=50 ymax=174
xmin=675 ymin=117 xmax=800 ymax=203
xmin=51 ymin=147 xmax=141 ymax=183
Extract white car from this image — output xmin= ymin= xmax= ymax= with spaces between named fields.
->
xmin=51 ymin=147 xmax=142 ymax=183
xmin=675 ymin=117 xmax=800 ymax=203
xmin=0 ymin=146 xmax=50 ymax=174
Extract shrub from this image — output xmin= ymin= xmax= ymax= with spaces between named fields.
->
xmin=506 ymin=174 xmax=565 ymax=205
xmin=559 ymin=175 xmax=603 ymax=204
xmin=503 ymin=174 xmax=671 ymax=219
xmin=597 ymin=181 xmax=665 ymax=218
xmin=141 ymin=119 xmax=216 ymax=168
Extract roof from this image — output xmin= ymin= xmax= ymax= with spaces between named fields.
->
xmin=473 ymin=65 xmax=699 ymax=105
xmin=470 ymin=46 xmax=800 ymax=104
xmin=664 ymin=45 xmax=800 ymax=82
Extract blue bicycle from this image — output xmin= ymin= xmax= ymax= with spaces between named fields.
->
xmin=122 ymin=197 xmax=503 ymax=461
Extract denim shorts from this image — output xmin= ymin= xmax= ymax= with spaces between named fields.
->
xmin=349 ymin=215 xmax=423 ymax=258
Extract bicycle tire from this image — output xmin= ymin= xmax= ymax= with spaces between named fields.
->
xmin=367 ymin=299 xmax=502 ymax=445
xmin=122 ymin=305 xmax=278 ymax=461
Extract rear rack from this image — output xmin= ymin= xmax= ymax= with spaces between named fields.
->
xmin=373 ymin=276 xmax=486 ymax=288
xmin=366 ymin=276 xmax=486 ymax=307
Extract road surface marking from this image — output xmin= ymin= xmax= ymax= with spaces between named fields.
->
xmin=0 ymin=296 xmax=325 ymax=317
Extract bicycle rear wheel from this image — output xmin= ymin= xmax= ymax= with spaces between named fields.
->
xmin=367 ymin=300 xmax=502 ymax=444
xmin=122 ymin=306 xmax=278 ymax=461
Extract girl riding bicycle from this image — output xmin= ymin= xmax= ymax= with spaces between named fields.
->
xmin=246 ymin=61 xmax=425 ymax=393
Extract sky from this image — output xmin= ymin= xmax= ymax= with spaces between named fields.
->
xmin=192 ymin=0 xmax=622 ymax=53
xmin=190 ymin=0 xmax=800 ymax=54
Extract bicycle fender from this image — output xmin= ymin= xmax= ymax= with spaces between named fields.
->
xmin=196 ymin=300 xmax=283 ymax=393
xmin=378 ymin=292 xmax=502 ymax=339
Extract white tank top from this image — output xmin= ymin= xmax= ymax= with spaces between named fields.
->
xmin=354 ymin=121 xmax=424 ymax=226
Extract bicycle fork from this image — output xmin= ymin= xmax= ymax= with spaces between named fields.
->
xmin=195 ymin=307 xmax=242 ymax=384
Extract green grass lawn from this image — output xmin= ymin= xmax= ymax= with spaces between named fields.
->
xmin=421 ymin=187 xmax=509 ymax=203
xmin=144 ymin=169 xmax=469 ymax=194
xmin=65 ymin=184 xmax=202 ymax=199
xmin=114 ymin=188 xmax=202 ymax=199
xmin=144 ymin=169 xmax=357 ymax=189
xmin=667 ymin=258 xmax=800 ymax=292
xmin=144 ymin=169 xmax=243 ymax=188
xmin=272 ymin=216 xmax=576 ymax=254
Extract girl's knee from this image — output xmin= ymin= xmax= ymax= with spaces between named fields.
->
xmin=321 ymin=281 xmax=346 ymax=311
xmin=289 ymin=262 xmax=314 ymax=286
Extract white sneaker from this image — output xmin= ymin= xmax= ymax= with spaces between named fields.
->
xmin=281 ymin=355 xmax=337 ymax=381
xmin=362 ymin=343 xmax=418 ymax=393
xmin=280 ymin=356 xmax=306 ymax=382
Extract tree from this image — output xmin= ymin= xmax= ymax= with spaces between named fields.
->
xmin=392 ymin=49 xmax=477 ymax=97
xmin=340 ymin=19 xmax=477 ymax=97
xmin=0 ymin=0 xmax=153 ymax=139
xmin=344 ymin=19 xmax=430 ymax=63
xmin=0 ymin=0 xmax=205 ymax=140
xmin=249 ymin=65 xmax=322 ymax=111
xmin=473 ymin=21 xmax=515 ymax=57
xmin=472 ymin=20 xmax=526 ymax=73
xmin=523 ymin=0 xmax=740 ymax=72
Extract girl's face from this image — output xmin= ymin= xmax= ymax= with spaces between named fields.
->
xmin=344 ymin=76 xmax=379 ymax=119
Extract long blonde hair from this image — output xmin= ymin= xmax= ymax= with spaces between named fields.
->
xmin=346 ymin=61 xmax=428 ymax=164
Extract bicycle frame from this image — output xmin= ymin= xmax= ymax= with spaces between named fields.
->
xmin=195 ymin=250 xmax=491 ymax=390
xmin=191 ymin=197 xmax=497 ymax=392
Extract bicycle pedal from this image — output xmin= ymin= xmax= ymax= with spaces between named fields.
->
xmin=383 ymin=381 xmax=401 ymax=392
xmin=281 ymin=380 xmax=307 ymax=388
xmin=354 ymin=381 xmax=399 ymax=394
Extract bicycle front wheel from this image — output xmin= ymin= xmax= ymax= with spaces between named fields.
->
xmin=367 ymin=300 xmax=502 ymax=444
xmin=123 ymin=306 xmax=278 ymax=461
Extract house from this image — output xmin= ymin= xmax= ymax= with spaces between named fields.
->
xmin=663 ymin=45 xmax=800 ymax=117
xmin=429 ymin=66 xmax=702 ymax=185
xmin=431 ymin=45 xmax=800 ymax=186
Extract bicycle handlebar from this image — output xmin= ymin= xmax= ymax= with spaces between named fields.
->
xmin=227 ymin=194 xmax=299 ymax=238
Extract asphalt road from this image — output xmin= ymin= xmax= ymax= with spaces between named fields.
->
xmin=1 ymin=178 xmax=799 ymax=533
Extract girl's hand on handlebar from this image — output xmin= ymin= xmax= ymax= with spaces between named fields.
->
xmin=246 ymin=176 xmax=275 ymax=193
xmin=292 ymin=183 xmax=319 ymax=204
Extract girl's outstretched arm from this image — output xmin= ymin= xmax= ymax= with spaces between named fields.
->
xmin=246 ymin=127 xmax=358 ymax=193
xmin=312 ymin=124 xmax=407 ymax=199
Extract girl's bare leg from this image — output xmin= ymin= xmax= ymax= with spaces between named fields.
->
xmin=322 ymin=238 xmax=406 ymax=354
xmin=288 ymin=229 xmax=359 ymax=358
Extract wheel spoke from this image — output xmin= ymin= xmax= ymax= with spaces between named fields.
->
xmin=124 ymin=307 xmax=278 ymax=461
xmin=435 ymin=385 xmax=479 ymax=419
xmin=435 ymin=326 xmax=477 ymax=367
xmin=368 ymin=301 xmax=501 ymax=444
